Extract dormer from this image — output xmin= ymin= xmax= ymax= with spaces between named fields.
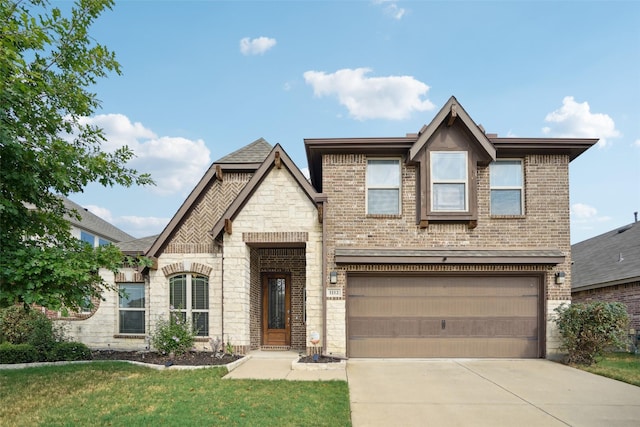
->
xmin=409 ymin=96 xmax=496 ymax=229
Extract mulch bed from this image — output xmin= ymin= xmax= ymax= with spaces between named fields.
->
xmin=91 ymin=350 xmax=242 ymax=366
xmin=297 ymin=355 xmax=342 ymax=363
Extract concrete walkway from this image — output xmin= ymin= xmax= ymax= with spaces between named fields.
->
xmin=347 ymin=359 xmax=640 ymax=427
xmin=222 ymin=350 xmax=347 ymax=381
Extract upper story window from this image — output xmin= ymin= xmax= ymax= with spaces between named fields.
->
xmin=490 ymin=160 xmax=524 ymax=215
xmin=170 ymin=274 xmax=209 ymax=337
xmin=119 ymin=283 xmax=145 ymax=334
xmin=430 ymin=152 xmax=468 ymax=212
xmin=98 ymin=238 xmax=110 ymax=246
xmin=366 ymin=159 xmax=401 ymax=215
xmin=80 ymin=231 xmax=95 ymax=246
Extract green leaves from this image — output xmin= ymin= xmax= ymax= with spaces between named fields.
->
xmin=0 ymin=0 xmax=153 ymax=310
xmin=554 ymin=301 xmax=630 ymax=366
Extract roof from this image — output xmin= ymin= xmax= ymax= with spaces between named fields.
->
xmin=572 ymin=221 xmax=640 ymax=291
xmin=146 ymin=138 xmax=273 ymax=257
xmin=209 ymin=143 xmax=324 ymax=240
xmin=409 ymin=95 xmax=496 ymax=163
xmin=62 ymin=197 xmax=134 ymax=243
xmin=335 ymin=248 xmax=565 ymax=265
xmin=117 ymin=235 xmax=159 ymax=255
xmin=215 ymin=137 xmax=273 ymax=163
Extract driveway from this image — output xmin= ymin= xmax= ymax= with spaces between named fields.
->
xmin=347 ymin=359 xmax=640 ymax=427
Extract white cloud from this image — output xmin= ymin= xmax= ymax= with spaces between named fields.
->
xmin=80 ymin=114 xmax=211 ymax=196
xmin=374 ymin=0 xmax=406 ymax=20
xmin=542 ymin=96 xmax=620 ymax=148
xmin=303 ymin=68 xmax=434 ymax=120
xmin=84 ymin=205 xmax=114 ymax=223
xmin=240 ymin=36 xmax=277 ymax=55
xmin=118 ymin=215 xmax=170 ymax=238
xmin=634 ymin=139 xmax=640 ymax=147
xmin=570 ymin=203 xmax=612 ymax=228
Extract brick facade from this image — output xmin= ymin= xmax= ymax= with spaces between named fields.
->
xmin=573 ymin=281 xmax=640 ymax=331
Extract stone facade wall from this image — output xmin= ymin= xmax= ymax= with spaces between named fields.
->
xmin=223 ymin=166 xmax=323 ymax=353
xmin=573 ymin=282 xmax=640 ymax=331
xmin=321 ymin=152 xmax=572 ymax=357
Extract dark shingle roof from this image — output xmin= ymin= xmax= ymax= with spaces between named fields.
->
xmin=572 ymin=222 xmax=640 ymax=290
xmin=215 ymin=138 xmax=273 ymax=163
xmin=62 ymin=197 xmax=134 ymax=243
xmin=117 ymin=235 xmax=159 ymax=255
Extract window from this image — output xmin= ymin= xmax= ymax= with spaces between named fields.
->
xmin=490 ymin=160 xmax=524 ymax=215
xmin=431 ymin=152 xmax=467 ymax=211
xmin=367 ymin=159 xmax=401 ymax=215
xmin=98 ymin=238 xmax=110 ymax=246
xmin=170 ymin=274 xmax=209 ymax=336
xmin=119 ymin=283 xmax=145 ymax=334
xmin=80 ymin=231 xmax=95 ymax=246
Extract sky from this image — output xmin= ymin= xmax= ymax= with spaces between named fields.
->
xmin=66 ymin=0 xmax=640 ymax=244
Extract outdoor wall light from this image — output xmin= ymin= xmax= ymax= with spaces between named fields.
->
xmin=329 ymin=271 xmax=338 ymax=284
xmin=555 ymin=271 xmax=566 ymax=285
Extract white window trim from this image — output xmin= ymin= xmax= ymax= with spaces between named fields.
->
xmin=118 ymin=283 xmax=146 ymax=335
xmin=170 ymin=273 xmax=209 ymax=337
xmin=366 ymin=157 xmax=402 ymax=215
xmin=490 ymin=159 xmax=525 ymax=215
xmin=430 ymin=151 xmax=468 ymax=212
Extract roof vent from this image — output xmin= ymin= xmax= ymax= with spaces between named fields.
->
xmin=618 ymin=252 xmax=624 ymax=262
xmin=617 ymin=225 xmax=632 ymax=234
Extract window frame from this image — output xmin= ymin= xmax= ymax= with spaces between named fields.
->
xmin=366 ymin=157 xmax=402 ymax=216
xmin=170 ymin=273 xmax=209 ymax=337
xmin=118 ymin=283 xmax=146 ymax=335
xmin=430 ymin=151 xmax=468 ymax=212
xmin=490 ymin=159 xmax=525 ymax=216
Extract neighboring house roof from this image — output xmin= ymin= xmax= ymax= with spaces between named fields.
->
xmin=145 ymin=138 xmax=276 ymax=257
xmin=62 ymin=196 xmax=134 ymax=242
xmin=117 ymin=235 xmax=159 ymax=255
xmin=572 ymin=221 xmax=640 ymax=291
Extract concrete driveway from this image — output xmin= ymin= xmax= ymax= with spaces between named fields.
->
xmin=347 ymin=359 xmax=640 ymax=427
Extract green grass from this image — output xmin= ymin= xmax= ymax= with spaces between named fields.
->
xmin=0 ymin=362 xmax=351 ymax=426
xmin=575 ymin=352 xmax=640 ymax=387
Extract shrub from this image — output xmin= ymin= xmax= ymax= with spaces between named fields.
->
xmin=49 ymin=342 xmax=92 ymax=361
xmin=0 ymin=343 xmax=38 ymax=364
xmin=150 ymin=312 xmax=195 ymax=356
xmin=554 ymin=301 xmax=629 ymax=366
xmin=0 ymin=306 xmax=65 ymax=361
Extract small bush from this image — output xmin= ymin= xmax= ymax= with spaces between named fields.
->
xmin=49 ymin=342 xmax=92 ymax=361
xmin=0 ymin=342 xmax=38 ymax=364
xmin=0 ymin=306 xmax=65 ymax=361
xmin=150 ymin=312 xmax=195 ymax=356
xmin=554 ymin=301 xmax=629 ymax=366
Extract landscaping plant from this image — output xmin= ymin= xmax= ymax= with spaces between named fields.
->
xmin=150 ymin=312 xmax=196 ymax=356
xmin=554 ymin=301 xmax=629 ymax=365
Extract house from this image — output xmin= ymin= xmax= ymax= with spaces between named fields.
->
xmin=571 ymin=217 xmax=640 ymax=334
xmin=61 ymin=96 xmax=596 ymax=359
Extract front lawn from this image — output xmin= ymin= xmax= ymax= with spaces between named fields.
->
xmin=0 ymin=362 xmax=351 ymax=426
xmin=574 ymin=352 xmax=640 ymax=387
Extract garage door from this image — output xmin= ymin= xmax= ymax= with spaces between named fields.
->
xmin=347 ymin=275 xmax=542 ymax=358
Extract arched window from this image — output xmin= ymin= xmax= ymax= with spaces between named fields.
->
xmin=169 ymin=274 xmax=209 ymax=336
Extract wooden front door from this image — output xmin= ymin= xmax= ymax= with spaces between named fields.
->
xmin=262 ymin=274 xmax=291 ymax=346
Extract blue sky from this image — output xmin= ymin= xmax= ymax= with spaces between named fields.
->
xmin=69 ymin=0 xmax=640 ymax=244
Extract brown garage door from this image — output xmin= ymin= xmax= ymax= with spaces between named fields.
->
xmin=347 ymin=275 xmax=542 ymax=358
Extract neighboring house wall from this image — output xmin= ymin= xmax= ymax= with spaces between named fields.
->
xmin=322 ymin=153 xmax=572 ymax=357
xmin=573 ymin=281 xmax=640 ymax=331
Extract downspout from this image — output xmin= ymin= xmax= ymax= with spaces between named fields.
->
xmin=321 ymin=200 xmax=327 ymax=355
xmin=214 ymin=237 xmax=224 ymax=347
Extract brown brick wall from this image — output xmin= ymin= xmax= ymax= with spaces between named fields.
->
xmin=165 ymin=172 xmax=253 ymax=253
xmin=250 ymin=247 xmax=306 ymax=350
xmin=322 ymin=153 xmax=572 ymax=301
xmin=573 ymin=282 xmax=640 ymax=331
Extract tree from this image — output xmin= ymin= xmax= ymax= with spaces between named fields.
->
xmin=0 ymin=0 xmax=153 ymax=310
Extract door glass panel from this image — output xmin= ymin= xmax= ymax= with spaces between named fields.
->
xmin=268 ymin=278 xmax=285 ymax=329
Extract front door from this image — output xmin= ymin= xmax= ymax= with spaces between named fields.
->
xmin=262 ymin=274 xmax=291 ymax=346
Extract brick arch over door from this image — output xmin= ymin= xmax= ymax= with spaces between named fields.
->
xmin=161 ymin=261 xmax=213 ymax=277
